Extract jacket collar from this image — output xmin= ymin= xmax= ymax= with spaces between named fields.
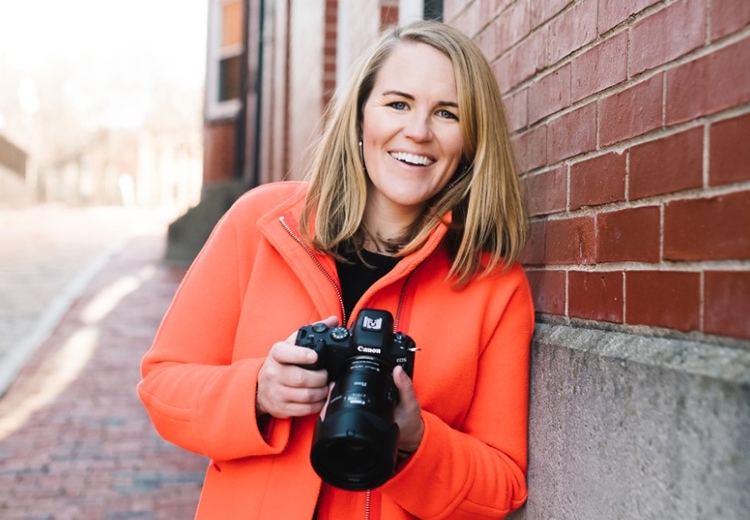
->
xmin=256 ymin=182 xmax=451 ymax=282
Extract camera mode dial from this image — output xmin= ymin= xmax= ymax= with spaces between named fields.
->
xmin=330 ymin=327 xmax=350 ymax=341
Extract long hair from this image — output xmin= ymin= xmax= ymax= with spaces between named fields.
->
xmin=300 ymin=20 xmax=527 ymax=286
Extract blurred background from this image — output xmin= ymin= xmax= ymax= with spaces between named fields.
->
xmin=0 ymin=0 xmax=206 ymax=210
xmin=0 ymin=1 xmax=748 ymax=517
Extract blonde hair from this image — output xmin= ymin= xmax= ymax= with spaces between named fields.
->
xmin=301 ymin=20 xmax=527 ymax=286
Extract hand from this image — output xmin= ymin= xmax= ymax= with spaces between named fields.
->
xmin=393 ymin=365 xmax=424 ymax=454
xmin=256 ymin=316 xmax=339 ymax=419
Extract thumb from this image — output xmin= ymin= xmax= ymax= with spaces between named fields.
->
xmin=286 ymin=315 xmax=340 ymax=343
xmin=393 ymin=365 xmax=416 ymax=402
xmin=318 ymin=315 xmax=340 ymax=328
xmin=392 ymin=365 xmax=423 ymax=452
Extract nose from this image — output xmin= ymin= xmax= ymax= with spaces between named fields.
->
xmin=402 ymin=112 xmax=432 ymax=142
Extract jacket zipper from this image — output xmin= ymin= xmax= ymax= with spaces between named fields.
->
xmin=279 ymin=216 xmax=347 ymax=324
xmin=393 ymin=266 xmax=421 ymax=333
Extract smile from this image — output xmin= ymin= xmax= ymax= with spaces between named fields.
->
xmin=390 ymin=152 xmax=435 ymax=167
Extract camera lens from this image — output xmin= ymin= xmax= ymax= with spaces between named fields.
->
xmin=310 ymin=356 xmax=400 ymax=490
xmin=328 ymin=439 xmax=376 ymax=473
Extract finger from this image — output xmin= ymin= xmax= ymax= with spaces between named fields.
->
xmin=280 ymin=385 xmax=330 ymax=406
xmin=281 ymin=364 xmax=329 ymax=389
xmin=264 ymin=397 xmax=328 ymax=419
xmin=319 ymin=382 xmax=336 ymax=421
xmin=258 ymin=377 xmax=330 ymax=418
xmin=270 ymin=341 xmax=319 ymax=366
xmin=393 ymin=366 xmax=424 ymax=451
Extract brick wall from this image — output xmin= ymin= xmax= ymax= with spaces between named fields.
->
xmin=202 ymin=121 xmax=236 ymax=184
xmin=446 ymin=0 xmax=750 ymax=342
xmin=259 ymin=0 xmax=399 ymax=182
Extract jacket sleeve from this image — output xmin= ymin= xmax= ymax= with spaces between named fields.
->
xmin=380 ymin=268 xmax=534 ymax=519
xmin=136 ymin=201 xmax=292 ymax=462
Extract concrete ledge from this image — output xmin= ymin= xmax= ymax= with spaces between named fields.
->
xmin=511 ymin=323 xmax=750 ymax=519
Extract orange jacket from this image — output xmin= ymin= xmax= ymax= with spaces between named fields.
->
xmin=138 ymin=182 xmax=534 ymax=519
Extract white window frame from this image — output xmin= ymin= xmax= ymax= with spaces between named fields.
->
xmin=399 ymin=0 xmax=424 ymax=25
xmin=205 ymin=0 xmax=243 ymax=120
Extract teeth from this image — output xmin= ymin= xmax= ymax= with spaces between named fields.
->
xmin=390 ymin=152 xmax=434 ymax=166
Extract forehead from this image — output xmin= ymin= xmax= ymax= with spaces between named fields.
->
xmin=372 ymin=42 xmax=457 ymax=100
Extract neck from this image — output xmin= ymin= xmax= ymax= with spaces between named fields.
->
xmin=363 ymin=193 xmax=424 ymax=247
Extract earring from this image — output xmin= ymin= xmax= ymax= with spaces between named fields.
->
xmin=359 ymin=140 xmax=366 ymax=171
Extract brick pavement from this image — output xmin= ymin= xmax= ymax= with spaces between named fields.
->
xmin=0 ymin=204 xmax=179 ymax=396
xmin=0 ymin=232 xmax=208 ymax=519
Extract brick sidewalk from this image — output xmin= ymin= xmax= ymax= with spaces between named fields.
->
xmin=0 ymin=234 xmax=207 ymax=519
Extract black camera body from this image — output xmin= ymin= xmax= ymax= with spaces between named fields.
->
xmin=295 ymin=309 xmax=415 ymax=379
xmin=295 ymin=309 xmax=416 ymax=491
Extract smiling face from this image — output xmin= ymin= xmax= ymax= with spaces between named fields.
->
xmin=360 ymin=42 xmax=464 ymax=240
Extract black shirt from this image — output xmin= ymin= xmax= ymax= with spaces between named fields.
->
xmin=336 ymin=249 xmax=400 ymax=322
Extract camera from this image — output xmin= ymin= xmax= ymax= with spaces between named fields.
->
xmin=295 ymin=308 xmax=416 ymax=490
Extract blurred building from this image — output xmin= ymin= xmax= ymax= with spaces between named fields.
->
xmin=203 ymin=0 xmax=442 ymax=187
xmin=0 ymin=133 xmax=32 ymax=206
xmin=168 ymin=0 xmax=442 ymax=261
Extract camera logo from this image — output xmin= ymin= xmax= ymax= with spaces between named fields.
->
xmin=362 ymin=316 xmax=383 ymax=331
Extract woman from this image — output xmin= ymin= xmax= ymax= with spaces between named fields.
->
xmin=138 ymin=20 xmax=534 ymax=519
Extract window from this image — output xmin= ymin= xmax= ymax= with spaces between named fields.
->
xmin=399 ymin=0 xmax=443 ymax=25
xmin=423 ymin=0 xmax=443 ymax=21
xmin=206 ymin=0 xmax=244 ymax=119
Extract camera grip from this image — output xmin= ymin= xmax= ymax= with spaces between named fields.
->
xmin=295 ymin=326 xmax=328 ymax=370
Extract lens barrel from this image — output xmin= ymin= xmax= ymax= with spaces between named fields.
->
xmin=310 ymin=356 xmax=400 ymax=490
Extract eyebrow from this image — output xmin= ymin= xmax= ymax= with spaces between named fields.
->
xmin=382 ymin=90 xmax=458 ymax=108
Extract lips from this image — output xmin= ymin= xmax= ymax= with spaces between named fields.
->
xmin=389 ymin=151 xmax=435 ymax=166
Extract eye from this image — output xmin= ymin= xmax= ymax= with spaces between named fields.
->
xmin=388 ymin=101 xmax=408 ymax=110
xmin=437 ymin=109 xmax=458 ymax=121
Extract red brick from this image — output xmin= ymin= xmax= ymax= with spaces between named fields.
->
xmin=495 ymin=0 xmax=531 ymax=52
xmin=530 ymin=0 xmax=572 ymax=28
xmin=630 ymin=0 xmax=706 ymax=76
xmin=494 ymin=53 xmax=514 ymax=94
xmin=451 ymin=0 xmax=482 ymax=37
xmin=549 ymin=0 xmax=598 ymax=64
xmin=380 ymin=3 xmax=399 ymax=28
xmin=444 ymin=0 xmax=466 ymax=22
xmin=546 ymin=216 xmax=597 ymax=264
xmin=704 ymin=271 xmax=750 ymax=340
xmin=664 ymin=190 xmax=750 ymax=260
xmin=505 ymin=88 xmax=528 ymax=132
xmin=710 ymin=112 xmax=750 ymax=186
xmin=665 ymin=36 xmax=750 ymax=125
xmin=599 ymin=73 xmax=664 ymax=147
xmin=512 ymin=125 xmax=547 ymax=172
xmin=626 ymin=271 xmax=701 ymax=331
xmin=476 ymin=25 xmax=498 ymax=62
xmin=598 ymin=0 xmax=660 ymax=34
xmin=571 ymin=31 xmax=628 ymax=102
xmin=570 ymin=152 xmax=627 ymax=210
xmin=480 ymin=0 xmax=515 ymax=22
xmin=628 ymin=126 xmax=704 ymax=200
xmin=519 ymin=219 xmax=547 ymax=265
xmin=548 ymin=102 xmax=597 ymax=163
xmin=525 ymin=269 xmax=566 ymax=314
xmin=597 ymin=206 xmax=661 ymax=262
xmin=569 ymin=270 xmax=624 ymax=322
xmin=518 ymin=216 xmax=597 ymax=265
xmin=495 ymin=26 xmax=548 ymax=92
xmin=523 ymin=166 xmax=567 ymax=217
xmin=529 ymin=64 xmax=572 ymax=124
xmin=710 ymin=0 xmax=750 ymax=40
